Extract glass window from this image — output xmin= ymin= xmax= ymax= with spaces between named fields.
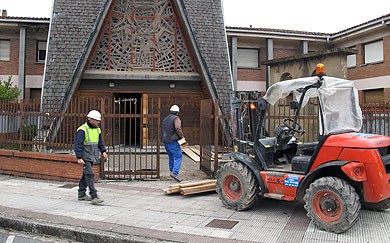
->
xmin=36 ymin=40 xmax=47 ymax=62
xmin=30 ymin=88 xmax=42 ymax=104
xmin=0 ymin=40 xmax=10 ymax=61
xmin=364 ymin=40 xmax=383 ymax=64
xmin=347 ymin=46 xmax=356 ymax=68
xmin=237 ymin=48 xmax=259 ymax=68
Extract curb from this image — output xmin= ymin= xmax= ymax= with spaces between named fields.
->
xmin=0 ymin=214 xmax=167 ymax=243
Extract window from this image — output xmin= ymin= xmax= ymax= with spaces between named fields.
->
xmin=36 ymin=40 xmax=47 ymax=62
xmin=347 ymin=46 xmax=356 ymax=68
xmin=364 ymin=88 xmax=384 ymax=103
xmin=364 ymin=40 xmax=383 ymax=64
xmin=237 ymin=48 xmax=259 ymax=68
xmin=0 ymin=40 xmax=10 ymax=61
xmin=280 ymin=72 xmax=292 ymax=81
xmin=30 ymin=88 xmax=42 ymax=104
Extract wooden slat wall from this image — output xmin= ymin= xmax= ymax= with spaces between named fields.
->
xmin=148 ymin=92 xmax=204 ymax=144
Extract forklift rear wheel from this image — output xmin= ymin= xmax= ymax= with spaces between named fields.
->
xmin=304 ymin=176 xmax=361 ymax=233
xmin=361 ymin=198 xmax=390 ymax=211
xmin=216 ymin=161 xmax=259 ymax=211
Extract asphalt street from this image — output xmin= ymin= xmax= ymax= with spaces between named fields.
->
xmin=0 ymin=228 xmax=77 ymax=243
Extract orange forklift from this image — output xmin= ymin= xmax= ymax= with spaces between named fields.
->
xmin=216 ymin=64 xmax=390 ymax=233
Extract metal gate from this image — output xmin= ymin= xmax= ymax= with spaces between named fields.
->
xmin=101 ymin=96 xmax=161 ymax=180
xmin=200 ymin=99 xmax=231 ymax=177
xmin=200 ymin=99 xmax=214 ymax=176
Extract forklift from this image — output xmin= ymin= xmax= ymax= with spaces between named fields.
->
xmin=216 ymin=64 xmax=390 ymax=233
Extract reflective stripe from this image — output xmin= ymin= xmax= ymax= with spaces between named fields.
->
xmin=82 ymin=124 xmax=90 ymax=142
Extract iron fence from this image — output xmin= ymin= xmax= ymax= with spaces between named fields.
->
xmin=2 ymin=99 xmax=390 ymax=178
xmin=0 ymin=97 xmax=161 ymax=180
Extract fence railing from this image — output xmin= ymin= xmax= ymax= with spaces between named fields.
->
xmin=0 ymin=97 xmax=161 ymax=180
xmin=2 ymin=100 xmax=390 ymax=152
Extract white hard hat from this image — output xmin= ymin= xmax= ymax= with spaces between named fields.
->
xmin=170 ymin=105 xmax=180 ymax=112
xmin=87 ymin=110 xmax=101 ymax=121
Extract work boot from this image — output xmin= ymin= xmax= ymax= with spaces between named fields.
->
xmin=91 ymin=197 xmax=104 ymax=205
xmin=170 ymin=172 xmax=182 ymax=182
xmin=78 ymin=195 xmax=92 ymax=201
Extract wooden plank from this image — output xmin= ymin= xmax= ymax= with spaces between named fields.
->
xmin=163 ymin=180 xmax=216 ymax=194
xmin=180 ymin=184 xmax=217 ymax=195
xmin=163 ymin=188 xmax=181 ymax=194
xmin=182 ymin=147 xmax=200 ymax=162
xmin=178 ymin=180 xmax=216 ymax=188
xmin=189 ymin=145 xmax=201 ymax=156
xmin=167 ymin=180 xmax=216 ymax=189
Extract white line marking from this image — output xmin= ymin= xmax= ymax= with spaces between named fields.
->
xmin=6 ymin=235 xmax=15 ymax=243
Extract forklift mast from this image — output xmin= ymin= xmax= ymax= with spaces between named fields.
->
xmin=231 ymin=91 xmax=268 ymax=154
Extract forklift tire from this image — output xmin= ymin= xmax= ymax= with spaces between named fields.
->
xmin=361 ymin=198 xmax=390 ymax=211
xmin=216 ymin=161 xmax=259 ymax=211
xmin=303 ymin=176 xmax=361 ymax=233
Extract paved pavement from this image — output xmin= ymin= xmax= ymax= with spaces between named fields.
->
xmin=0 ymin=157 xmax=390 ymax=242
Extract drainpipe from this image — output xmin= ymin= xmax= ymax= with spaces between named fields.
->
xmin=266 ymin=38 xmax=273 ymax=90
xmin=231 ymin=36 xmax=238 ymax=91
xmin=18 ymin=26 xmax=26 ymax=101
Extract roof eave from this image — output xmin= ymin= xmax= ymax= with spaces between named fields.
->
xmin=330 ymin=16 xmax=390 ymax=40
xmin=226 ymin=28 xmax=329 ymax=41
xmin=0 ymin=19 xmax=50 ymax=24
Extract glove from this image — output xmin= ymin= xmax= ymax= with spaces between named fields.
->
xmin=178 ymin=137 xmax=188 ymax=146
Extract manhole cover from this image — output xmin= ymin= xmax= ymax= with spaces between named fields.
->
xmin=58 ymin=184 xmax=77 ymax=189
xmin=205 ymin=219 xmax=239 ymax=229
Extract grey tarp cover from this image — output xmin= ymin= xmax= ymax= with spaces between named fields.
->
xmin=263 ymin=76 xmax=362 ymax=135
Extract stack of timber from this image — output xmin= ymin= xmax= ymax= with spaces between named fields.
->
xmin=181 ymin=145 xmax=222 ymax=163
xmin=163 ymin=180 xmax=217 ymax=195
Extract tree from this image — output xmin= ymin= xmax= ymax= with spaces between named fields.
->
xmin=0 ymin=75 xmax=20 ymax=101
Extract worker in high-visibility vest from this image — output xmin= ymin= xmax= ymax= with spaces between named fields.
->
xmin=74 ymin=110 xmax=107 ymax=205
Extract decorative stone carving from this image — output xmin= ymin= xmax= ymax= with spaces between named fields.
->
xmin=89 ymin=0 xmax=194 ymax=72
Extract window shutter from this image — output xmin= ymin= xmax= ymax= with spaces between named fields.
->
xmin=0 ymin=40 xmax=10 ymax=61
xmin=237 ymin=48 xmax=259 ymax=68
xmin=364 ymin=40 xmax=383 ymax=64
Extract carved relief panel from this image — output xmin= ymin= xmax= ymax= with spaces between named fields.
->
xmin=89 ymin=0 xmax=194 ymax=72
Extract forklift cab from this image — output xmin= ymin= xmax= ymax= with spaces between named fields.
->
xmin=246 ymin=64 xmax=363 ymax=173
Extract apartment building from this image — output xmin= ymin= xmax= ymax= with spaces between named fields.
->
xmin=0 ymin=10 xmax=49 ymax=103
xmin=227 ymin=13 xmax=390 ymax=103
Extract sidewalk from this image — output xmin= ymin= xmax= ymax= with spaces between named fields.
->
xmin=0 ymin=173 xmax=389 ymax=243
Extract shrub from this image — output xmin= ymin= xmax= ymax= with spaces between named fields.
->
xmin=0 ymin=75 xmax=20 ymax=102
xmin=19 ymin=125 xmax=38 ymax=141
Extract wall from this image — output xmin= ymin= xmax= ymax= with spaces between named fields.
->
xmin=269 ymin=55 xmax=347 ymax=86
xmin=0 ymin=26 xmax=47 ymax=101
xmin=347 ymin=36 xmax=390 ymax=80
xmin=0 ymin=149 xmax=100 ymax=182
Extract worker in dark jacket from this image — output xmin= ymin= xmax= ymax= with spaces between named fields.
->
xmin=74 ymin=110 xmax=107 ymax=205
xmin=161 ymin=105 xmax=185 ymax=182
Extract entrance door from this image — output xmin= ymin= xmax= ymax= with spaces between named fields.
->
xmin=114 ymin=93 xmax=142 ymax=147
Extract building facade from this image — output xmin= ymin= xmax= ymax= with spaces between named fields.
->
xmin=0 ymin=10 xmax=49 ymax=103
xmin=227 ymin=14 xmax=390 ymax=103
xmin=42 ymin=0 xmax=232 ymax=145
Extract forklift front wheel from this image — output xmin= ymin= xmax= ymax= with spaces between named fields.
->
xmin=304 ymin=176 xmax=361 ymax=233
xmin=216 ymin=161 xmax=259 ymax=211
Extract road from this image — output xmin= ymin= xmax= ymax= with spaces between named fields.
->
xmin=0 ymin=228 xmax=77 ymax=243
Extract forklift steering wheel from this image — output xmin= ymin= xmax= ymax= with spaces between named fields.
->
xmin=283 ymin=118 xmax=304 ymax=134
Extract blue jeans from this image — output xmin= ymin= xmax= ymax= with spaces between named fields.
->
xmin=164 ymin=141 xmax=182 ymax=175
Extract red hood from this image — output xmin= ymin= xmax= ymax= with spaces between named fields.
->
xmin=324 ymin=133 xmax=390 ymax=148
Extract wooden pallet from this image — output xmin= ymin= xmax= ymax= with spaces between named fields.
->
xmin=162 ymin=180 xmax=217 ymax=195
